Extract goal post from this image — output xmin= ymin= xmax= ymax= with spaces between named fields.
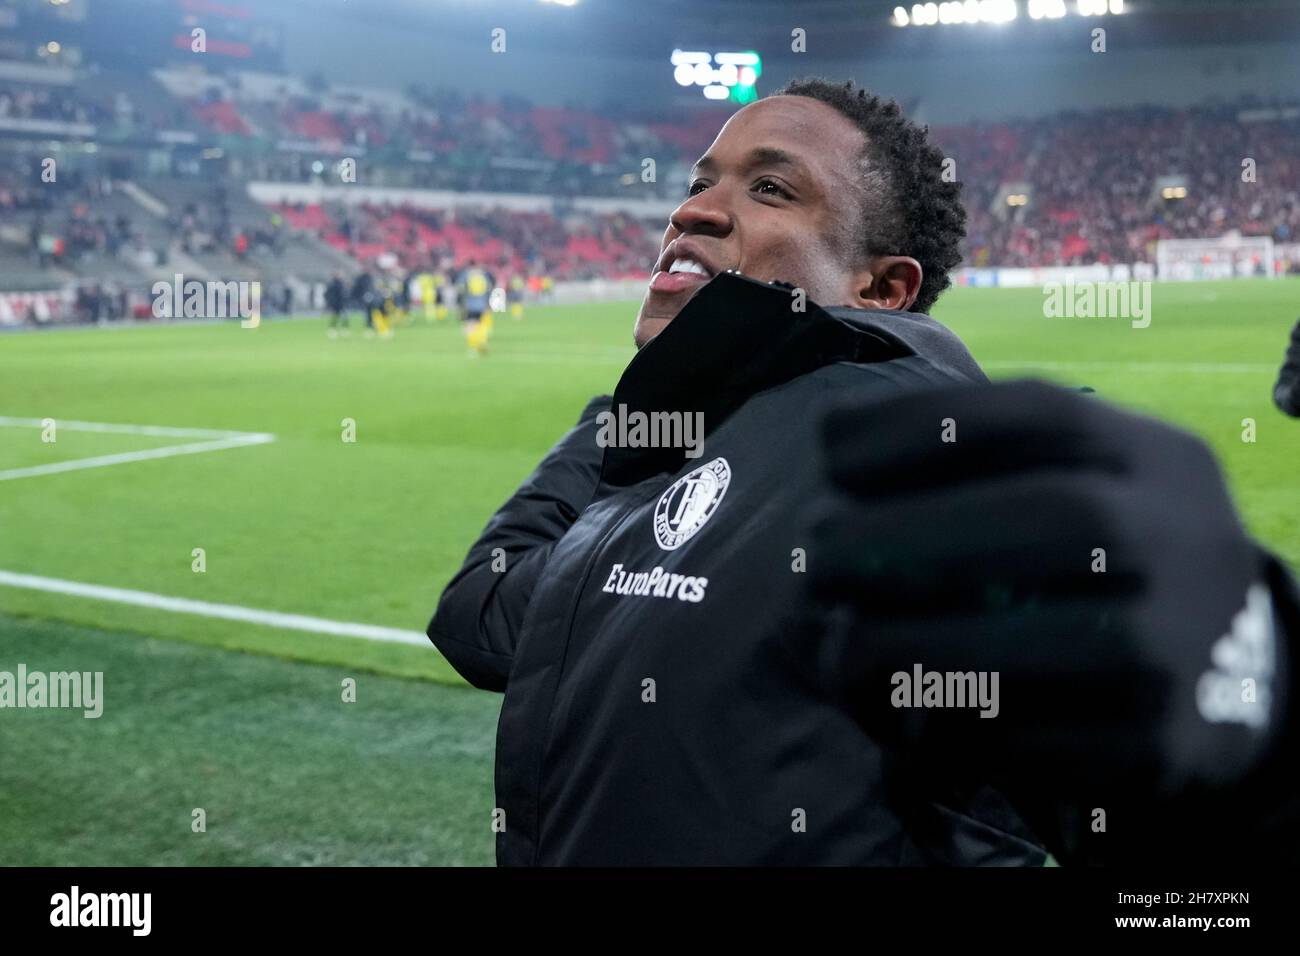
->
xmin=1156 ymin=235 xmax=1276 ymax=281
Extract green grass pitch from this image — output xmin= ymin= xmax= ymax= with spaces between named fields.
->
xmin=1 ymin=279 xmax=1297 ymax=865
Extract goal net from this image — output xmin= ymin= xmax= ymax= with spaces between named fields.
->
xmin=1156 ymin=235 xmax=1276 ymax=281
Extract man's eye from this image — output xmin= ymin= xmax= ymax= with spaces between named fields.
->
xmin=753 ymin=178 xmax=790 ymax=199
xmin=687 ymin=181 xmax=709 ymax=196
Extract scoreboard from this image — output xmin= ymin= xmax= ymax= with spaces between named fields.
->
xmin=670 ymin=49 xmax=762 ymax=103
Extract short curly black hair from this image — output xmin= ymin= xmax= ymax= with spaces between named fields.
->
xmin=771 ymin=77 xmax=966 ymax=314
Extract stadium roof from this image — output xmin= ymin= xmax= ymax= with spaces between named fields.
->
xmin=307 ymin=0 xmax=1300 ymax=60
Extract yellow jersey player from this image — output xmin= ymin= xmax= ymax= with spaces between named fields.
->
xmin=434 ymin=272 xmax=450 ymax=321
xmin=507 ymin=274 xmax=525 ymax=319
xmin=457 ymin=260 xmax=494 ymax=356
xmin=371 ymin=274 xmax=398 ymax=339
xmin=418 ymin=271 xmax=437 ymax=322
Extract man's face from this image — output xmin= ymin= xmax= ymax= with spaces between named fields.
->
xmin=634 ymin=94 xmax=872 ymax=348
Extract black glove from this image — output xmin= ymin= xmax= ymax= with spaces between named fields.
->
xmin=810 ymin=378 xmax=1287 ymax=801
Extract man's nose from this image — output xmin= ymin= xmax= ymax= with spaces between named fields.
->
xmin=670 ymin=189 xmax=732 ymax=238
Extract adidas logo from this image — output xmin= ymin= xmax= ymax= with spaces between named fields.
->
xmin=1195 ymin=583 xmax=1275 ymax=729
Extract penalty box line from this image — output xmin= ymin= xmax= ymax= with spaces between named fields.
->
xmin=0 ymin=416 xmax=275 ymax=482
xmin=0 ymin=569 xmax=430 ymax=648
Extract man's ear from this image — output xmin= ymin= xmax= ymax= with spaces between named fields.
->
xmin=852 ymin=256 xmax=924 ymax=312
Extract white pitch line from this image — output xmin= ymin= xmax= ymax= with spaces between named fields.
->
xmin=0 ymin=569 xmax=430 ymax=647
xmin=0 ymin=417 xmax=275 ymax=482
xmin=0 ymin=436 xmax=273 ymax=482
xmin=0 ymin=416 xmax=272 ymax=440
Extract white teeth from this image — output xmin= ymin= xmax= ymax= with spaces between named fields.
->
xmin=668 ymin=258 xmax=709 ymax=276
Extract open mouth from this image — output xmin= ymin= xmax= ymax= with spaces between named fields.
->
xmin=648 ymin=243 xmax=720 ymax=296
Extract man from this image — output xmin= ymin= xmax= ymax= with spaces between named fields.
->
xmin=325 ymin=273 xmax=347 ymax=337
xmin=433 ymin=270 xmax=451 ymax=321
xmin=457 ymin=259 xmax=494 ymax=356
xmin=428 ymin=80 xmax=1300 ymax=865
xmin=507 ymin=272 xmax=526 ymax=319
xmin=350 ymin=270 xmax=374 ymax=333
xmin=370 ymin=273 xmax=397 ymax=339
xmin=417 ymin=269 xmax=439 ymax=323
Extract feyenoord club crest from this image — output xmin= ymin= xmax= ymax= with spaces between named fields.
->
xmin=653 ymin=457 xmax=731 ymax=551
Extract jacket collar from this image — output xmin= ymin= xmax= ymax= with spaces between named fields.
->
xmin=599 ymin=271 xmax=983 ymax=487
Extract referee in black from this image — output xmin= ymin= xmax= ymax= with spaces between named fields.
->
xmin=428 ymin=79 xmax=1300 ymax=866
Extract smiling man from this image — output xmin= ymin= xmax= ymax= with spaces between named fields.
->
xmin=428 ymin=79 xmax=1300 ymax=866
xmin=636 ymin=83 xmax=954 ymax=343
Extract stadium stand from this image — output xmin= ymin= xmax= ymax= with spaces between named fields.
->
xmin=270 ymin=201 xmax=659 ymax=281
xmin=4 ymin=63 xmax=1300 ymax=322
xmin=942 ymin=103 xmax=1300 ymax=269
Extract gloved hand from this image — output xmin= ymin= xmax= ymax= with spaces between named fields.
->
xmin=810 ymin=378 xmax=1286 ymax=799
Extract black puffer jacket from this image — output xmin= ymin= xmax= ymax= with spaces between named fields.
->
xmin=428 ymin=272 xmax=1068 ymax=865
